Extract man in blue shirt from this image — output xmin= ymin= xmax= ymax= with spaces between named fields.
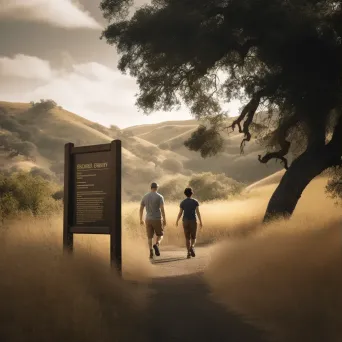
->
xmin=176 ymin=187 xmax=203 ymax=259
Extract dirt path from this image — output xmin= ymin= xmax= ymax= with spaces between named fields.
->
xmin=144 ymin=246 xmax=268 ymax=342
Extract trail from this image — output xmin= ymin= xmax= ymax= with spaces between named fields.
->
xmin=143 ymin=246 xmax=268 ymax=342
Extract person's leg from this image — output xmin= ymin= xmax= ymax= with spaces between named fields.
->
xmin=183 ymin=221 xmax=191 ymax=258
xmin=153 ymin=220 xmax=163 ymax=256
xmin=146 ymin=220 xmax=154 ymax=259
xmin=190 ymin=221 xmax=197 ymax=257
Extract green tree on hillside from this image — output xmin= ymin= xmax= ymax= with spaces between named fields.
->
xmin=100 ymin=0 xmax=342 ymax=221
xmin=30 ymin=99 xmax=57 ymax=112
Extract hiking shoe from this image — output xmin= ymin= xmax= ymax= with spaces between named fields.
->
xmin=190 ymin=246 xmax=196 ymax=257
xmin=149 ymin=249 xmax=154 ymax=259
xmin=187 ymin=252 xmax=191 ymax=259
xmin=153 ymin=243 xmax=160 ymax=256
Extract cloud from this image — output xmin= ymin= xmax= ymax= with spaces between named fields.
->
xmin=0 ymin=54 xmax=53 ymax=80
xmin=0 ymin=0 xmax=102 ymax=29
xmin=0 ymin=54 xmax=241 ymax=128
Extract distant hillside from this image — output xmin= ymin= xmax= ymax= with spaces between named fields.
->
xmin=0 ymin=100 xmax=284 ymax=200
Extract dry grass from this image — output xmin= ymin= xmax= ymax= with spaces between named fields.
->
xmin=204 ymin=177 xmax=342 ymax=342
xmin=1 ymin=172 xmax=341 ymax=342
xmin=0 ymin=216 xmax=153 ymax=342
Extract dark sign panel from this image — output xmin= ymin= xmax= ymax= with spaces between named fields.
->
xmin=63 ymin=141 xmax=122 ymax=273
xmin=73 ymin=151 xmax=111 ymax=227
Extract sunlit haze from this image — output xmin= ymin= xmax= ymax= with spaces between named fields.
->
xmin=0 ymin=0 xmax=241 ymax=128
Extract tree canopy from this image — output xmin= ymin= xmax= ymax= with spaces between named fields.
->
xmin=100 ymin=0 xmax=342 ymax=217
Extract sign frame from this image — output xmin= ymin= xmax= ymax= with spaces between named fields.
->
xmin=63 ymin=140 xmax=122 ymax=273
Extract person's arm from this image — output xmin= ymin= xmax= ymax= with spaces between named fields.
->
xmin=139 ymin=200 xmax=145 ymax=225
xmin=160 ymin=204 xmax=167 ymax=226
xmin=196 ymin=206 xmax=203 ymax=227
xmin=160 ymin=196 xmax=166 ymax=226
xmin=176 ymin=208 xmax=183 ymax=226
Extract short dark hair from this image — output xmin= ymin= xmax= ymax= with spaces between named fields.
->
xmin=184 ymin=187 xmax=193 ymax=197
xmin=151 ymin=182 xmax=158 ymax=189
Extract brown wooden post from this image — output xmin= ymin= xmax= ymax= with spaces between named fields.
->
xmin=110 ymin=140 xmax=122 ymax=273
xmin=63 ymin=142 xmax=74 ymax=253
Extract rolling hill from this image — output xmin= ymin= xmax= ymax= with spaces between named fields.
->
xmin=0 ymin=100 xmax=284 ymax=200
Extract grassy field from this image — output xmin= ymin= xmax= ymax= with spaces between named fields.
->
xmin=0 ymin=174 xmax=341 ymax=341
xmin=205 ymin=177 xmax=342 ymax=342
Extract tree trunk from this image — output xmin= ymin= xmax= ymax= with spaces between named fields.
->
xmin=263 ymin=147 xmax=333 ymax=222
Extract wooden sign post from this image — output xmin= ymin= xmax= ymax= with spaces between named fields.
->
xmin=63 ymin=140 xmax=122 ymax=273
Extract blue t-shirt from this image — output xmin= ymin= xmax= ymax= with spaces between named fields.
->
xmin=180 ymin=198 xmax=199 ymax=221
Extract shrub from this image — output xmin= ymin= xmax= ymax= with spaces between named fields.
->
xmin=158 ymin=176 xmax=188 ymax=201
xmin=161 ymin=158 xmax=183 ymax=173
xmin=30 ymin=167 xmax=53 ymax=181
xmin=326 ymin=166 xmax=342 ymax=203
xmin=158 ymin=172 xmax=244 ymax=202
xmin=52 ymin=189 xmax=64 ymax=201
xmin=0 ymin=193 xmax=19 ymax=223
xmin=0 ymin=171 xmax=62 ymax=220
xmin=30 ymin=99 xmax=57 ymax=112
xmin=188 ymin=173 xmax=244 ymax=202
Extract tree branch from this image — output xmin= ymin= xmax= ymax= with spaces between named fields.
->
xmin=227 ymin=90 xmax=265 ymax=153
xmin=258 ymin=114 xmax=300 ymax=170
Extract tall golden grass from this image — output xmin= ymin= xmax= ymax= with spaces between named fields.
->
xmin=0 ymin=216 xmax=153 ymax=342
xmin=1 ymin=175 xmax=341 ymax=342
xmin=204 ymin=177 xmax=342 ymax=342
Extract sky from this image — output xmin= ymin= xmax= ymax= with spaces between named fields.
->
xmin=0 ymin=0 xmax=241 ymax=128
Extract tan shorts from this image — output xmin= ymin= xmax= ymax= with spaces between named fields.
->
xmin=145 ymin=219 xmax=164 ymax=239
xmin=183 ymin=220 xmax=197 ymax=240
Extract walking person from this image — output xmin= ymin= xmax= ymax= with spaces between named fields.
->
xmin=140 ymin=182 xmax=167 ymax=259
xmin=176 ymin=187 xmax=203 ymax=259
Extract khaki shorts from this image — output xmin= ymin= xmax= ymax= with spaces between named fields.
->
xmin=183 ymin=220 xmax=197 ymax=240
xmin=145 ymin=219 xmax=164 ymax=239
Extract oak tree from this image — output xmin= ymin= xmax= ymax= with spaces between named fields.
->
xmin=100 ymin=0 xmax=342 ymax=221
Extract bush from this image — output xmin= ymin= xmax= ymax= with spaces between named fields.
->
xmin=157 ymin=172 xmax=245 ymax=202
xmin=326 ymin=166 xmax=342 ymax=203
xmin=30 ymin=99 xmax=57 ymax=112
xmin=11 ymin=141 xmax=38 ymax=158
xmin=52 ymin=189 xmax=64 ymax=201
xmin=30 ymin=167 xmax=53 ymax=181
xmin=158 ymin=176 xmax=188 ymax=201
xmin=0 ymin=193 xmax=19 ymax=222
xmin=0 ymin=171 xmax=62 ymax=220
xmin=161 ymin=158 xmax=183 ymax=173
xmin=189 ymin=172 xmax=244 ymax=202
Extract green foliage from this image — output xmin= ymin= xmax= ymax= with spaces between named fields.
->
xmin=0 ymin=171 xmax=61 ymax=221
xmin=101 ymin=0 xmax=342 ymax=185
xmin=158 ymin=176 xmax=188 ymax=201
xmin=0 ymin=193 xmax=19 ymax=222
xmin=188 ymin=172 xmax=244 ymax=202
xmin=52 ymin=189 xmax=64 ymax=201
xmin=11 ymin=141 xmax=37 ymax=158
xmin=30 ymin=99 xmax=57 ymax=112
xmin=326 ymin=167 xmax=342 ymax=203
xmin=160 ymin=172 xmax=244 ymax=202
xmin=29 ymin=167 xmax=53 ymax=181
xmin=184 ymin=125 xmax=224 ymax=158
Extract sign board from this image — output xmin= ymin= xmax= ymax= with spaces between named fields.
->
xmin=63 ymin=140 xmax=122 ymax=273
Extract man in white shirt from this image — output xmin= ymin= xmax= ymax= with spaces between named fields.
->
xmin=140 ymin=182 xmax=167 ymax=259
